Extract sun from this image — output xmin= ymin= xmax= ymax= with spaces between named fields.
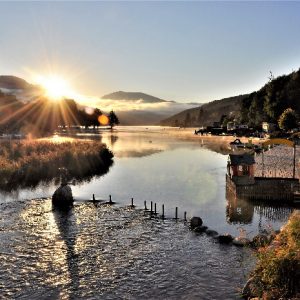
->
xmin=35 ymin=75 xmax=73 ymax=100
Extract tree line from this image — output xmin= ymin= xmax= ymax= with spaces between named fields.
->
xmin=0 ymin=91 xmax=119 ymax=135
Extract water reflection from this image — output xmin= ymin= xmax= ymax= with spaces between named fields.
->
xmin=53 ymin=208 xmax=80 ymax=298
xmin=226 ymin=188 xmax=294 ymax=230
xmin=226 ymin=195 xmax=254 ymax=224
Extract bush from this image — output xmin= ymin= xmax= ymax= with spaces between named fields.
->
xmin=251 ymin=212 xmax=300 ymax=298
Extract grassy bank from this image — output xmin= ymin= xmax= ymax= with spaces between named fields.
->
xmin=0 ymin=140 xmax=113 ymax=190
xmin=247 ymin=211 xmax=300 ymax=299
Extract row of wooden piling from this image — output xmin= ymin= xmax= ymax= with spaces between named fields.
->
xmin=92 ymin=194 xmax=187 ymax=221
xmin=143 ymin=200 xmax=186 ymax=221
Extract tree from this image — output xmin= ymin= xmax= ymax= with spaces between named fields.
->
xmin=108 ymin=110 xmax=119 ymax=129
xmin=184 ymin=112 xmax=191 ymax=127
xmin=278 ymin=108 xmax=298 ymax=131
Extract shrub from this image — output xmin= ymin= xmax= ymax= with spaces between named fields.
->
xmin=251 ymin=212 xmax=300 ymax=298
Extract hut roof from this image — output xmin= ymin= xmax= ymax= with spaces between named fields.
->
xmin=229 ymin=153 xmax=255 ymax=166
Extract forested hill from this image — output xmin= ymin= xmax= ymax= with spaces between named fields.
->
xmin=161 ymin=68 xmax=300 ymax=128
xmin=240 ymin=68 xmax=300 ymax=127
xmin=160 ymin=95 xmax=247 ymax=127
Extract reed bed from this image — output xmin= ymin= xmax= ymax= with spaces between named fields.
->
xmin=0 ymin=140 xmax=114 ymax=190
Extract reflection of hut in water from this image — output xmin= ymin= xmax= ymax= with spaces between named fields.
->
xmin=226 ymin=194 xmax=254 ymax=224
xmin=226 ymin=151 xmax=300 ymax=203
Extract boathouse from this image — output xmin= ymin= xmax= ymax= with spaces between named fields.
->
xmin=226 ymin=145 xmax=300 ymax=203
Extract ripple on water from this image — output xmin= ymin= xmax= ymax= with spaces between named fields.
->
xmin=0 ymin=199 xmax=253 ymax=299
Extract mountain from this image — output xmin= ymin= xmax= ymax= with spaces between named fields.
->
xmin=160 ymin=95 xmax=247 ymax=127
xmin=161 ymin=68 xmax=300 ymax=128
xmin=0 ymin=75 xmax=43 ymax=101
xmin=102 ymin=91 xmax=174 ymax=103
xmin=0 ymin=75 xmax=34 ymax=90
xmin=100 ymin=91 xmax=200 ymax=125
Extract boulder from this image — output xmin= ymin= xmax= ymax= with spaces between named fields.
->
xmin=190 ymin=217 xmax=203 ymax=229
xmin=218 ymin=234 xmax=233 ymax=244
xmin=232 ymin=237 xmax=251 ymax=247
xmin=193 ymin=225 xmax=208 ymax=233
xmin=206 ymin=229 xmax=218 ymax=237
xmin=52 ymin=184 xmax=74 ymax=208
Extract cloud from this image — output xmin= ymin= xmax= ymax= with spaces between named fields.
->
xmin=76 ymin=96 xmax=198 ymax=114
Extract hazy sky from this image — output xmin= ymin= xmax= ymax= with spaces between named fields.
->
xmin=1 ymin=1 xmax=300 ymax=103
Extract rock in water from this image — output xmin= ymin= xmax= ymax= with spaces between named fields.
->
xmin=218 ymin=234 xmax=233 ymax=244
xmin=52 ymin=185 xmax=74 ymax=208
xmin=190 ymin=217 xmax=203 ymax=229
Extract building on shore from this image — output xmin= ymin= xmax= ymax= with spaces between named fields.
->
xmin=226 ymin=142 xmax=300 ymax=203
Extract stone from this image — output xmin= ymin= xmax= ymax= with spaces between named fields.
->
xmin=218 ymin=234 xmax=233 ymax=244
xmin=251 ymin=234 xmax=269 ymax=248
xmin=52 ymin=184 xmax=74 ymax=208
xmin=206 ymin=229 xmax=218 ymax=237
xmin=242 ymin=276 xmax=263 ymax=299
xmin=232 ymin=237 xmax=251 ymax=247
xmin=193 ymin=225 xmax=208 ymax=233
xmin=190 ymin=217 xmax=203 ymax=229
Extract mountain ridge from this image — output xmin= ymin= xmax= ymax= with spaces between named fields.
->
xmin=101 ymin=91 xmax=175 ymax=103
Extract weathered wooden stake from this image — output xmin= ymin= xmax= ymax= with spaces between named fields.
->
xmin=131 ymin=197 xmax=134 ymax=207
xmin=162 ymin=204 xmax=165 ymax=219
xmin=109 ymin=195 xmax=112 ymax=203
xmin=175 ymin=207 xmax=178 ymax=220
xmin=154 ymin=203 xmax=157 ymax=215
xmin=144 ymin=200 xmax=147 ymax=211
xmin=93 ymin=194 xmax=96 ymax=201
xmin=150 ymin=201 xmax=153 ymax=214
xmin=184 ymin=211 xmax=187 ymax=222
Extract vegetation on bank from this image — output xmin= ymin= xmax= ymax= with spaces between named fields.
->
xmin=0 ymin=140 xmax=113 ymax=190
xmin=248 ymin=211 xmax=300 ymax=299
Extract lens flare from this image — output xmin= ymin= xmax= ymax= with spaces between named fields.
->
xmin=98 ymin=114 xmax=109 ymax=125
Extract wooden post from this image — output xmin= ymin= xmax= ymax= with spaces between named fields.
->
xmin=293 ymin=144 xmax=296 ymax=179
xmin=154 ymin=203 xmax=157 ymax=215
xmin=131 ymin=197 xmax=134 ymax=207
xmin=144 ymin=200 xmax=147 ymax=211
xmin=262 ymin=149 xmax=265 ymax=177
xmin=150 ymin=201 xmax=153 ymax=214
xmin=175 ymin=207 xmax=178 ymax=220
xmin=184 ymin=211 xmax=187 ymax=222
xmin=109 ymin=195 xmax=112 ymax=203
xmin=93 ymin=194 xmax=96 ymax=201
xmin=162 ymin=204 xmax=165 ymax=219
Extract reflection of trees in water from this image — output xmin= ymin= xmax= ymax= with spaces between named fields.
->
xmin=53 ymin=208 xmax=80 ymax=299
xmin=109 ymin=135 xmax=119 ymax=148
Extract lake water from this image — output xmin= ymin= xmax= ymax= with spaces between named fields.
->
xmin=0 ymin=127 xmax=295 ymax=299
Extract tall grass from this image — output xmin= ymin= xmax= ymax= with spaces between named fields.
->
xmin=251 ymin=211 xmax=300 ymax=299
xmin=0 ymin=140 xmax=113 ymax=190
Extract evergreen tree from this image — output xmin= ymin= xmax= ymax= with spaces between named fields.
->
xmin=108 ymin=110 xmax=119 ymax=129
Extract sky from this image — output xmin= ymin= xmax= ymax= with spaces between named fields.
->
xmin=1 ymin=1 xmax=300 ymax=104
